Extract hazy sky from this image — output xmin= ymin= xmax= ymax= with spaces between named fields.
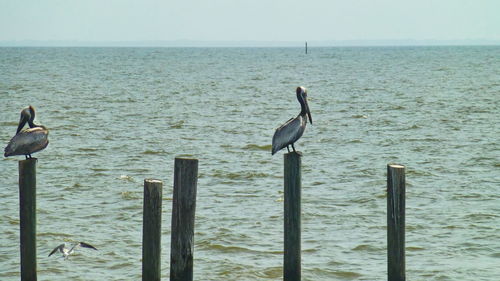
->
xmin=1 ymin=0 xmax=499 ymax=43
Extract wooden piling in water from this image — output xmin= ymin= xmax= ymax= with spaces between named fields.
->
xmin=284 ymin=152 xmax=301 ymax=281
xmin=387 ymin=164 xmax=405 ymax=281
xmin=19 ymin=158 xmax=37 ymax=281
xmin=142 ymin=179 xmax=163 ymax=281
xmin=170 ymin=158 xmax=198 ymax=281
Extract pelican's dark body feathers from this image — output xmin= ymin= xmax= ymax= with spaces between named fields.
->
xmin=4 ymin=126 xmax=49 ymax=157
xmin=272 ymin=87 xmax=312 ymax=155
xmin=4 ymin=106 xmax=49 ymax=158
xmin=272 ymin=116 xmax=307 ymax=155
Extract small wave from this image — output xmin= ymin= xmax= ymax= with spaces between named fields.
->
xmin=38 ymin=232 xmax=72 ymax=237
xmin=406 ymin=169 xmax=435 ymax=177
xmin=311 ymin=267 xmax=363 ymax=280
xmin=470 ymin=156 xmax=495 ymax=163
xmin=242 ymin=143 xmax=272 ymax=151
xmin=169 ymin=120 xmax=184 ymax=129
xmin=8 ymin=218 xmax=19 ymax=225
xmin=390 ymin=105 xmax=406 ymax=110
xmin=77 ymin=147 xmax=98 ymax=152
xmin=311 ymin=181 xmax=325 ymax=186
xmin=206 ymin=244 xmax=258 ymax=253
xmin=121 ymin=191 xmax=140 ymax=200
xmin=199 ymin=241 xmax=280 ymax=256
xmin=175 ymin=153 xmax=196 ymax=159
xmin=108 ymin=261 xmax=135 ymax=270
xmin=260 ymin=267 xmax=282 ymax=278
xmin=0 ymin=121 xmax=19 ymax=127
xmin=8 ymin=84 xmax=24 ymax=91
xmin=212 ymin=171 xmax=269 ymax=180
xmin=349 ymin=197 xmax=375 ymax=204
xmin=352 ymin=244 xmax=381 ymax=252
xmin=400 ymin=124 xmax=421 ymax=130
xmin=490 ymin=252 xmax=500 ymax=258
xmin=406 ymin=137 xmax=442 ymax=142
xmin=407 ymin=246 xmax=425 ymax=251
xmin=332 ymin=270 xmax=362 ymax=279
xmin=250 ymin=76 xmax=265 ymax=81
xmin=351 ymin=114 xmax=368 ymax=119
xmin=133 ymin=168 xmax=152 ymax=173
xmin=141 ymin=149 xmax=166 ymax=155
xmin=91 ymin=168 xmax=109 ymax=172
xmin=464 ymin=213 xmax=499 ymax=220
xmin=236 ymin=85 xmax=259 ymax=90
xmin=434 ymin=67 xmax=449 ymax=72
xmin=119 ymin=175 xmax=135 ymax=182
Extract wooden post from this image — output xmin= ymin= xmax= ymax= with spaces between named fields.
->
xmin=305 ymin=41 xmax=308 ymax=54
xmin=19 ymin=158 xmax=37 ymax=281
xmin=142 ymin=179 xmax=163 ymax=281
xmin=387 ymin=164 xmax=405 ymax=281
xmin=284 ymin=152 xmax=301 ymax=281
xmin=170 ymin=158 xmax=198 ymax=281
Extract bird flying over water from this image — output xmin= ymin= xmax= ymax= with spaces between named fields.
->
xmin=4 ymin=106 xmax=49 ymax=158
xmin=272 ymin=86 xmax=312 ymax=155
xmin=48 ymin=242 xmax=98 ymax=259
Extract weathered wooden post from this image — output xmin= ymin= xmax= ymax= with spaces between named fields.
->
xmin=284 ymin=152 xmax=301 ymax=281
xmin=142 ymin=179 xmax=163 ymax=281
xmin=170 ymin=158 xmax=198 ymax=281
xmin=387 ymin=164 xmax=405 ymax=281
xmin=305 ymin=41 xmax=308 ymax=54
xmin=19 ymin=158 xmax=37 ymax=281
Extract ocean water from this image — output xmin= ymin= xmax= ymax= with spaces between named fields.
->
xmin=0 ymin=46 xmax=499 ymax=280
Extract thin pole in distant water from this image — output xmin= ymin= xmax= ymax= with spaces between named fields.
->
xmin=305 ymin=41 xmax=308 ymax=54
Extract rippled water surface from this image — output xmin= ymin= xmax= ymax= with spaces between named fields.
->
xmin=0 ymin=46 xmax=499 ymax=280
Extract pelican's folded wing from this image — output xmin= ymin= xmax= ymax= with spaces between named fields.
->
xmin=272 ymin=116 xmax=304 ymax=155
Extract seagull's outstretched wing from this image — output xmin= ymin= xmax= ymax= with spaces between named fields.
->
xmin=48 ymin=244 xmax=65 ymax=257
xmin=78 ymin=242 xmax=98 ymax=251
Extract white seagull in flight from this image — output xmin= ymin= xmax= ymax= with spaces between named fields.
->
xmin=48 ymin=242 xmax=98 ymax=259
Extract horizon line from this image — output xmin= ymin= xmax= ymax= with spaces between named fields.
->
xmin=1 ymin=39 xmax=499 ymax=47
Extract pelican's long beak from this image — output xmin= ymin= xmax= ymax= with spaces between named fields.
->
xmin=16 ymin=109 xmax=30 ymax=134
xmin=305 ymin=98 xmax=312 ymax=124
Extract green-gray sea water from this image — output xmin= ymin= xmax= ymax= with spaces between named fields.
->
xmin=1 ymin=46 xmax=499 ymax=280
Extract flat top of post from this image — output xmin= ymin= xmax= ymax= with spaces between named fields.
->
xmin=285 ymin=151 xmax=302 ymax=156
xmin=388 ymin=164 xmax=405 ymax=169
xmin=19 ymin=158 xmax=38 ymax=163
xmin=145 ymin=179 xmax=162 ymax=184
xmin=175 ymin=157 xmax=198 ymax=162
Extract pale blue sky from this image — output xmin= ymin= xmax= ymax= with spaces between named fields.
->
xmin=1 ymin=0 xmax=499 ymax=44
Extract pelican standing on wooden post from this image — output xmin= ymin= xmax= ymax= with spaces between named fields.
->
xmin=4 ymin=106 xmax=49 ymax=158
xmin=272 ymin=86 xmax=312 ymax=155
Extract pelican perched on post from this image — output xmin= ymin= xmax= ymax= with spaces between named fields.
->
xmin=4 ymin=106 xmax=49 ymax=158
xmin=272 ymin=86 xmax=312 ymax=155
xmin=48 ymin=242 xmax=98 ymax=259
